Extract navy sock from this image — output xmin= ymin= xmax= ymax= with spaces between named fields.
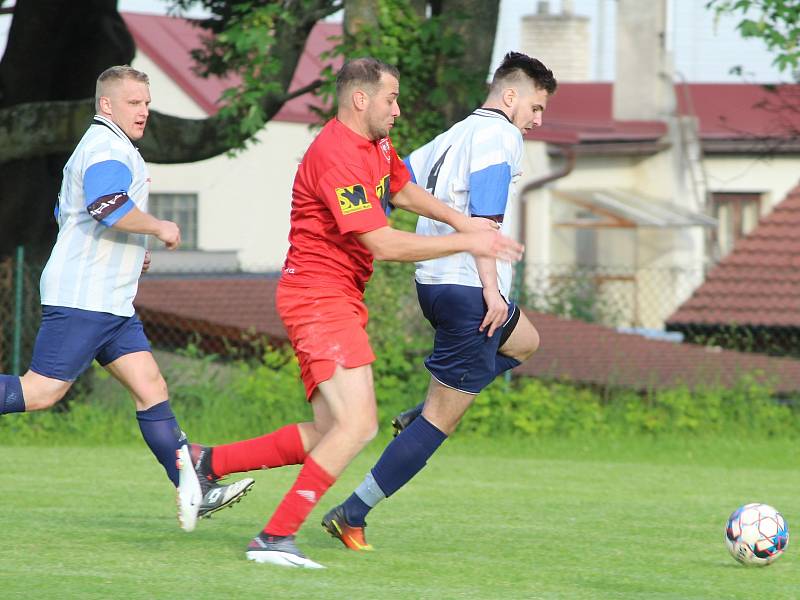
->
xmin=136 ymin=400 xmax=186 ymax=487
xmin=344 ymin=416 xmax=447 ymax=526
xmin=494 ymin=354 xmax=521 ymax=377
xmin=0 ymin=375 xmax=25 ymax=414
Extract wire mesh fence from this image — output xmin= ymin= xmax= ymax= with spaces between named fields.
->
xmin=515 ymin=263 xmax=705 ymax=332
xmin=2 ymin=248 xmax=800 ymax=377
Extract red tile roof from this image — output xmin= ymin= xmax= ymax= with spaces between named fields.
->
xmin=122 ymin=13 xmax=800 ymax=145
xmin=520 ymin=309 xmax=800 ymax=392
xmin=122 ymin=13 xmax=341 ymax=123
xmin=135 ymin=276 xmax=800 ymax=392
xmin=668 ymin=185 xmax=800 ymax=328
xmin=135 ymin=277 xmax=286 ymax=343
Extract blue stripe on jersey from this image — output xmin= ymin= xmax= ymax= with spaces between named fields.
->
xmin=403 ymin=157 xmax=417 ymax=184
xmin=468 ymin=162 xmax=511 ymax=217
xmin=84 ymin=160 xmax=132 ymax=207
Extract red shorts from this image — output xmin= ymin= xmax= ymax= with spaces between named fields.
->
xmin=276 ymin=281 xmax=375 ymax=399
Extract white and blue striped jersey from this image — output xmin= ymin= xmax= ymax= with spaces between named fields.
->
xmin=40 ymin=115 xmax=149 ymax=317
xmin=406 ymin=108 xmax=523 ymax=298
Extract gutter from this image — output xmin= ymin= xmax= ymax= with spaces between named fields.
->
xmin=519 ymin=143 xmax=577 ymax=252
xmin=515 ymin=143 xmax=576 ymax=299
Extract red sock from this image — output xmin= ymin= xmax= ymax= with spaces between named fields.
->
xmin=263 ymin=455 xmax=335 ymax=537
xmin=211 ymin=424 xmax=306 ymax=476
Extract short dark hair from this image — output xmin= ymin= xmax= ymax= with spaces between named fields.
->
xmin=335 ymin=57 xmax=400 ymax=100
xmin=490 ymin=52 xmax=557 ymax=95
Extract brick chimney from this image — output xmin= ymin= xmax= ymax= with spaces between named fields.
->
xmin=520 ymin=0 xmax=590 ymax=82
xmin=613 ymin=0 xmax=672 ymax=120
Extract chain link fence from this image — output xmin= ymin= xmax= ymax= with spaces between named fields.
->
xmin=514 ymin=263 xmax=705 ymax=331
xmin=0 ymin=250 xmax=43 ymax=374
xmin=2 ymin=249 xmax=799 ymax=375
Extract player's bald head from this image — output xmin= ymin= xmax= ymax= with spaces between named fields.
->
xmin=95 ymin=65 xmax=149 ymax=112
xmin=335 ymin=57 xmax=399 ymax=102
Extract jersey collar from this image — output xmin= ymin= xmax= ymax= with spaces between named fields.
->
xmin=473 ymin=107 xmax=512 ymax=123
xmin=332 ymin=117 xmax=377 ymax=150
xmin=92 ymin=115 xmax=137 ymax=148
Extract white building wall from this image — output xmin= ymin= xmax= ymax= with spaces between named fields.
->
xmin=704 ymin=155 xmax=799 ymax=215
xmin=132 ymin=54 xmax=319 ymax=272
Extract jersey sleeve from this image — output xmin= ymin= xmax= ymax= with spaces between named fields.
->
xmin=317 ymin=164 xmax=389 ymax=235
xmin=83 ymin=159 xmax=135 ymax=226
xmin=467 ymin=128 xmax=521 ymax=221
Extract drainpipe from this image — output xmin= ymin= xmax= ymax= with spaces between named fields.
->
xmin=517 ymin=143 xmax=577 ymax=292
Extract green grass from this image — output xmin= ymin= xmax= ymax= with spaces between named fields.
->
xmin=1 ymin=436 xmax=798 ymax=599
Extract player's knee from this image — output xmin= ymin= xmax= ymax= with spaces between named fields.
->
xmin=342 ymin=412 xmax=378 ymax=445
xmin=520 ymin=327 xmax=540 ymax=360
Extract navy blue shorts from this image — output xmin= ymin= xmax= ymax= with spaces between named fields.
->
xmin=416 ymin=283 xmax=521 ymax=394
xmin=29 ymin=306 xmax=152 ymax=381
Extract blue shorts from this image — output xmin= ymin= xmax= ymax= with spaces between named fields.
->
xmin=416 ymin=283 xmax=521 ymax=394
xmin=29 ymin=306 xmax=152 ymax=381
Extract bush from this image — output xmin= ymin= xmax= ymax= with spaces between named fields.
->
xmin=3 ymin=346 xmax=799 ymax=446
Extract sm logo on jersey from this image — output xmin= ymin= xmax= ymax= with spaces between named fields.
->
xmin=375 ymin=175 xmax=391 ymax=213
xmin=336 ymin=184 xmax=372 ymax=215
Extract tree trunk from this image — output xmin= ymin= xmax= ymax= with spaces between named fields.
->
xmin=438 ymin=0 xmax=499 ymax=124
xmin=0 ymin=0 xmax=135 ymax=260
xmin=0 ymin=0 xmax=320 ymax=259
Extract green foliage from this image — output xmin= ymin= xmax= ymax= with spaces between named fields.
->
xmin=681 ymin=324 xmax=800 ymax=358
xmin=168 ymin=0 xmax=340 ymax=151
xmin=460 ymin=372 xmax=800 ymax=438
xmin=707 ymin=0 xmax=800 ymax=76
xmin=4 ymin=343 xmax=800 ymax=444
xmin=313 ymin=0 xmax=488 ymax=155
xmin=517 ymin=265 xmax=621 ymax=324
xmin=363 ymin=209 xmax=431 ymax=410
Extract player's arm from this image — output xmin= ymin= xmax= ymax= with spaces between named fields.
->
xmin=83 ymin=159 xmax=180 ymax=249
xmin=468 ymin=153 xmax=517 ymax=336
xmin=475 ymin=256 xmax=507 ymax=337
xmin=111 ymin=208 xmax=181 ymax=250
xmin=390 ymin=181 xmax=497 ymax=234
xmin=357 ymin=225 xmax=522 ymax=263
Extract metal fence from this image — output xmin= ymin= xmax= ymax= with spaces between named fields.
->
xmin=2 ymin=248 xmax=799 ymax=373
xmin=515 ymin=262 xmax=705 ymax=332
xmin=0 ymin=249 xmax=43 ymax=374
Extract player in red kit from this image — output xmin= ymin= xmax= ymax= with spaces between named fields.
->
xmin=178 ymin=57 xmax=523 ymax=568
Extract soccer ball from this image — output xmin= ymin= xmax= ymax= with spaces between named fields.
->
xmin=725 ymin=503 xmax=789 ymax=566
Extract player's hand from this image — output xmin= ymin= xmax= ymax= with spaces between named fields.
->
xmin=157 ymin=220 xmax=181 ymax=250
xmin=461 ymin=216 xmax=501 ymax=234
xmin=480 ymin=288 xmax=507 ymax=338
xmin=470 ymin=231 xmax=523 ymax=262
xmin=141 ymin=250 xmax=151 ymax=274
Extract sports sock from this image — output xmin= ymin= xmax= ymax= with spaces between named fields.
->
xmin=0 ymin=375 xmax=25 ymax=414
xmin=344 ymin=415 xmax=447 ymax=526
xmin=263 ymin=455 xmax=335 ymax=537
xmin=211 ymin=424 xmax=306 ymax=476
xmin=136 ymin=400 xmax=184 ymax=487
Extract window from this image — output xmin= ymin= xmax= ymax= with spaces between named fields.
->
xmin=148 ymin=193 xmax=198 ymax=250
xmin=711 ymin=192 xmax=761 ymax=257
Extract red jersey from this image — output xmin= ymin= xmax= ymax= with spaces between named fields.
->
xmin=281 ymin=118 xmax=410 ymax=292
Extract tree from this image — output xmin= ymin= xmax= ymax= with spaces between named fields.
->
xmin=706 ymin=1 xmax=799 ymax=148
xmin=0 ymin=0 xmax=498 ymax=259
xmin=706 ymin=0 xmax=800 ymax=77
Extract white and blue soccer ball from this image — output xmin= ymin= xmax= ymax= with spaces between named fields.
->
xmin=725 ymin=503 xmax=789 ymax=566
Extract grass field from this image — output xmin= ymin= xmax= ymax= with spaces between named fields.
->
xmin=1 ymin=435 xmax=798 ymax=599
